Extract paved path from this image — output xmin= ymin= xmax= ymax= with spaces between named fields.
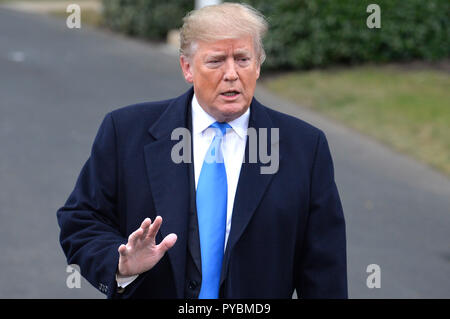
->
xmin=1 ymin=8 xmax=449 ymax=298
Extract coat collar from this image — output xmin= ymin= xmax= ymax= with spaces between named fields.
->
xmin=147 ymin=87 xmax=194 ymax=140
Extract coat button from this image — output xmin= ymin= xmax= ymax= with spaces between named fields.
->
xmin=188 ymin=280 xmax=198 ymax=290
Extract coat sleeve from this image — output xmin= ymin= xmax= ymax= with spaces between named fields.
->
xmin=57 ymin=113 xmax=125 ymax=298
xmin=296 ymin=130 xmax=348 ymax=298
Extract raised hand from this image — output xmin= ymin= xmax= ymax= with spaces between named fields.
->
xmin=117 ymin=216 xmax=177 ymax=276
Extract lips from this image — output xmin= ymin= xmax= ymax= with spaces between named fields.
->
xmin=222 ymin=92 xmax=239 ymax=96
xmin=220 ymin=90 xmax=240 ymax=98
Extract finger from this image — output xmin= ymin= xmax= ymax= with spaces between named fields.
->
xmin=157 ymin=233 xmax=177 ymax=253
xmin=118 ymin=244 xmax=128 ymax=257
xmin=140 ymin=217 xmax=151 ymax=238
xmin=128 ymin=228 xmax=143 ymax=248
xmin=148 ymin=216 xmax=163 ymax=239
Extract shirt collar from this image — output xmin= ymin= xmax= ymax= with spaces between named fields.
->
xmin=191 ymin=93 xmax=250 ymax=139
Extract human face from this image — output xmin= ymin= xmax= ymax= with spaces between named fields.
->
xmin=180 ymin=36 xmax=260 ymax=122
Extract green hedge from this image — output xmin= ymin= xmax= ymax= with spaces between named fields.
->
xmin=102 ymin=0 xmax=193 ymax=40
xmin=244 ymin=0 xmax=449 ymax=69
xmin=102 ymin=0 xmax=449 ymax=70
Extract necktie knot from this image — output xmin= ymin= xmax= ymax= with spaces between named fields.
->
xmin=210 ymin=121 xmax=231 ymax=137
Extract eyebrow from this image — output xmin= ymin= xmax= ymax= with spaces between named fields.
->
xmin=205 ymin=53 xmax=226 ymax=60
xmin=234 ymin=49 xmax=251 ymax=56
xmin=205 ymin=50 xmax=252 ymax=59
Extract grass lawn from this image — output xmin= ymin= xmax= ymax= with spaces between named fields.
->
xmin=261 ymin=65 xmax=450 ymax=176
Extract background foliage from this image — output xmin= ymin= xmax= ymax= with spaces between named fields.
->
xmin=102 ymin=0 xmax=449 ymax=70
xmin=245 ymin=0 xmax=449 ymax=69
xmin=102 ymin=0 xmax=193 ymax=40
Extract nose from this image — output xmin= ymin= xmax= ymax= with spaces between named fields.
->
xmin=223 ymin=58 xmax=238 ymax=82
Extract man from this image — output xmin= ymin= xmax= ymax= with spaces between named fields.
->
xmin=57 ymin=3 xmax=347 ymax=299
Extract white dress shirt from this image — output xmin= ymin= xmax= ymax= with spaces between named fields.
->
xmin=117 ymin=93 xmax=249 ymax=288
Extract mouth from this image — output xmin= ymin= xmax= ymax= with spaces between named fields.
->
xmin=220 ymin=90 xmax=241 ymax=100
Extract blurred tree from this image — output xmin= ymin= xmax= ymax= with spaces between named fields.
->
xmin=101 ymin=0 xmax=449 ymax=70
xmin=102 ymin=0 xmax=194 ymax=40
xmin=243 ymin=0 xmax=449 ymax=70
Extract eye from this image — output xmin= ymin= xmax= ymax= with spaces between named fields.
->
xmin=206 ymin=59 xmax=222 ymax=67
xmin=237 ymin=57 xmax=250 ymax=64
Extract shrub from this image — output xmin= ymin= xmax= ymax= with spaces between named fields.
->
xmin=244 ymin=0 xmax=450 ymax=69
xmin=101 ymin=0 xmax=449 ymax=70
xmin=102 ymin=0 xmax=193 ymax=40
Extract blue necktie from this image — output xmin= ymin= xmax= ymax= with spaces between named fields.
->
xmin=196 ymin=121 xmax=231 ymax=299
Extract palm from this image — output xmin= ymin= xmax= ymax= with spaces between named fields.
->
xmin=118 ymin=216 xmax=177 ymax=276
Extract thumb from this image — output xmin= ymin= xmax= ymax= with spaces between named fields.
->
xmin=158 ymin=233 xmax=177 ymax=252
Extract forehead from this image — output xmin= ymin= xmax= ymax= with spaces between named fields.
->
xmin=196 ymin=36 xmax=255 ymax=55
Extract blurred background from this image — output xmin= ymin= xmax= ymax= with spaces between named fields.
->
xmin=0 ymin=0 xmax=448 ymax=298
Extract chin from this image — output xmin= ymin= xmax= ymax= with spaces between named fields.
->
xmin=216 ymin=104 xmax=247 ymax=121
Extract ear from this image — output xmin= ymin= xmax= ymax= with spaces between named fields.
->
xmin=255 ymin=63 xmax=261 ymax=80
xmin=180 ymin=55 xmax=194 ymax=83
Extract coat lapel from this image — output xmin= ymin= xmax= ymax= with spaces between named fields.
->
xmin=220 ymin=98 xmax=280 ymax=286
xmin=143 ymin=88 xmax=194 ymax=298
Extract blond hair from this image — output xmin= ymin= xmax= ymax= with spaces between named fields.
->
xmin=179 ymin=2 xmax=268 ymax=65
